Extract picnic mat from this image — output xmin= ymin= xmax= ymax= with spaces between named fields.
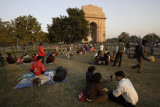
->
xmin=13 ymin=70 xmax=67 ymax=89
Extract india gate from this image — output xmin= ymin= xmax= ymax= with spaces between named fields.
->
xmin=82 ymin=4 xmax=106 ymax=43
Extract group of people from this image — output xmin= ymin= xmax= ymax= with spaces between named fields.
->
xmin=93 ymin=39 xmax=153 ymax=74
xmin=83 ymin=66 xmax=138 ymax=107
xmin=93 ymin=49 xmax=116 ymax=65
xmin=5 ymin=53 xmax=37 ymax=64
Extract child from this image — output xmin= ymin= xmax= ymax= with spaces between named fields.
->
xmin=111 ymin=52 xmax=116 ymax=63
xmin=32 ymin=54 xmax=37 ymax=62
xmin=104 ymin=52 xmax=111 ymax=65
xmin=17 ymin=56 xmax=23 ymax=64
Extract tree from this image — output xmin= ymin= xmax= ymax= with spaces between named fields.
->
xmin=107 ymin=38 xmax=118 ymax=44
xmin=0 ymin=18 xmax=16 ymax=44
xmin=129 ymin=35 xmax=139 ymax=43
xmin=118 ymin=32 xmax=129 ymax=43
xmin=48 ymin=8 xmax=89 ymax=43
xmin=143 ymin=33 xmax=159 ymax=43
xmin=48 ymin=16 xmax=68 ymax=43
xmin=67 ymin=8 xmax=89 ymax=43
xmin=12 ymin=15 xmax=42 ymax=44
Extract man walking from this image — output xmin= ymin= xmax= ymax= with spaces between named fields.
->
xmin=131 ymin=40 xmax=150 ymax=73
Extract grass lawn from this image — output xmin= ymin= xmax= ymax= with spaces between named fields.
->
xmin=0 ymin=50 xmax=160 ymax=107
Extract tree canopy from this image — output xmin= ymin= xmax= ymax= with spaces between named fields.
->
xmin=0 ymin=15 xmax=48 ymax=45
xmin=143 ymin=33 xmax=159 ymax=43
xmin=48 ymin=8 xmax=89 ymax=43
xmin=118 ymin=32 xmax=129 ymax=43
xmin=0 ymin=18 xmax=16 ymax=44
xmin=12 ymin=15 xmax=42 ymax=44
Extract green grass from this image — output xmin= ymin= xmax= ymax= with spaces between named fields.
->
xmin=0 ymin=50 xmax=160 ymax=107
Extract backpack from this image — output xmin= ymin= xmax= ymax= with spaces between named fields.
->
xmin=133 ymin=45 xmax=140 ymax=58
xmin=53 ymin=66 xmax=67 ymax=82
xmin=78 ymin=88 xmax=86 ymax=102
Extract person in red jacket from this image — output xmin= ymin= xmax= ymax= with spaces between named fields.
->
xmin=38 ymin=43 xmax=45 ymax=64
xmin=30 ymin=56 xmax=49 ymax=86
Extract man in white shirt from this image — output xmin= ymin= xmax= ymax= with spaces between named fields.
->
xmin=108 ymin=71 xmax=138 ymax=107
xmin=100 ymin=44 xmax=104 ymax=54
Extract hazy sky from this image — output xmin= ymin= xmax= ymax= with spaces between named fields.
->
xmin=0 ymin=0 xmax=160 ymax=38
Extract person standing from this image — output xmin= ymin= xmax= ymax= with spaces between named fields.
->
xmin=66 ymin=44 xmax=71 ymax=60
xmin=38 ymin=43 xmax=45 ymax=64
xmin=131 ymin=40 xmax=150 ymax=73
xmin=100 ymin=43 xmax=104 ymax=55
xmin=30 ymin=56 xmax=49 ymax=86
xmin=113 ymin=39 xmax=125 ymax=67
xmin=108 ymin=71 xmax=138 ymax=107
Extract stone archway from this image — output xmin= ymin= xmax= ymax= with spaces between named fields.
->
xmin=90 ymin=22 xmax=97 ymax=43
xmin=82 ymin=4 xmax=106 ymax=43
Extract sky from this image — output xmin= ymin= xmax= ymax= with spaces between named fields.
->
xmin=0 ymin=0 xmax=160 ymax=38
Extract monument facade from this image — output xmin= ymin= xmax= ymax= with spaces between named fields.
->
xmin=82 ymin=4 xmax=106 ymax=43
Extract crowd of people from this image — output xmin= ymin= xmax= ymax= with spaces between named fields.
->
xmin=0 ymin=40 xmax=155 ymax=106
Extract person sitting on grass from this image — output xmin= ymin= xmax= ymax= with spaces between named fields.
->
xmin=32 ymin=54 xmax=37 ymax=62
xmin=90 ymin=46 xmax=95 ymax=52
xmin=105 ymin=49 xmax=109 ymax=54
xmin=23 ymin=54 xmax=31 ymax=63
xmin=108 ymin=71 xmax=138 ymax=107
xmin=53 ymin=49 xmax=58 ymax=56
xmin=30 ymin=56 xmax=49 ymax=86
xmin=86 ymin=66 xmax=112 ymax=83
xmin=6 ymin=53 xmax=16 ymax=64
xmin=111 ymin=52 xmax=116 ymax=63
xmin=85 ymin=73 xmax=108 ymax=103
xmin=46 ymin=53 xmax=55 ymax=64
xmin=0 ymin=53 xmax=4 ymax=66
xmin=104 ymin=52 xmax=111 ymax=65
xmin=17 ymin=56 xmax=23 ymax=64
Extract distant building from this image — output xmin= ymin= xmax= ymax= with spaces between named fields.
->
xmin=82 ymin=4 xmax=106 ymax=43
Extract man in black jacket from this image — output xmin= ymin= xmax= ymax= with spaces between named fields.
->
xmin=131 ymin=40 xmax=150 ymax=73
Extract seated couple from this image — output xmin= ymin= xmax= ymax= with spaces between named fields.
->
xmin=84 ymin=66 xmax=138 ymax=106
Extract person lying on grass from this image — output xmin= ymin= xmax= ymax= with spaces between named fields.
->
xmin=86 ymin=66 xmax=113 ymax=83
xmin=30 ymin=56 xmax=49 ymax=86
xmin=108 ymin=71 xmax=138 ymax=107
xmin=85 ymin=73 xmax=108 ymax=103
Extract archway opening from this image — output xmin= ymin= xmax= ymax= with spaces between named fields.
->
xmin=89 ymin=22 xmax=97 ymax=43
